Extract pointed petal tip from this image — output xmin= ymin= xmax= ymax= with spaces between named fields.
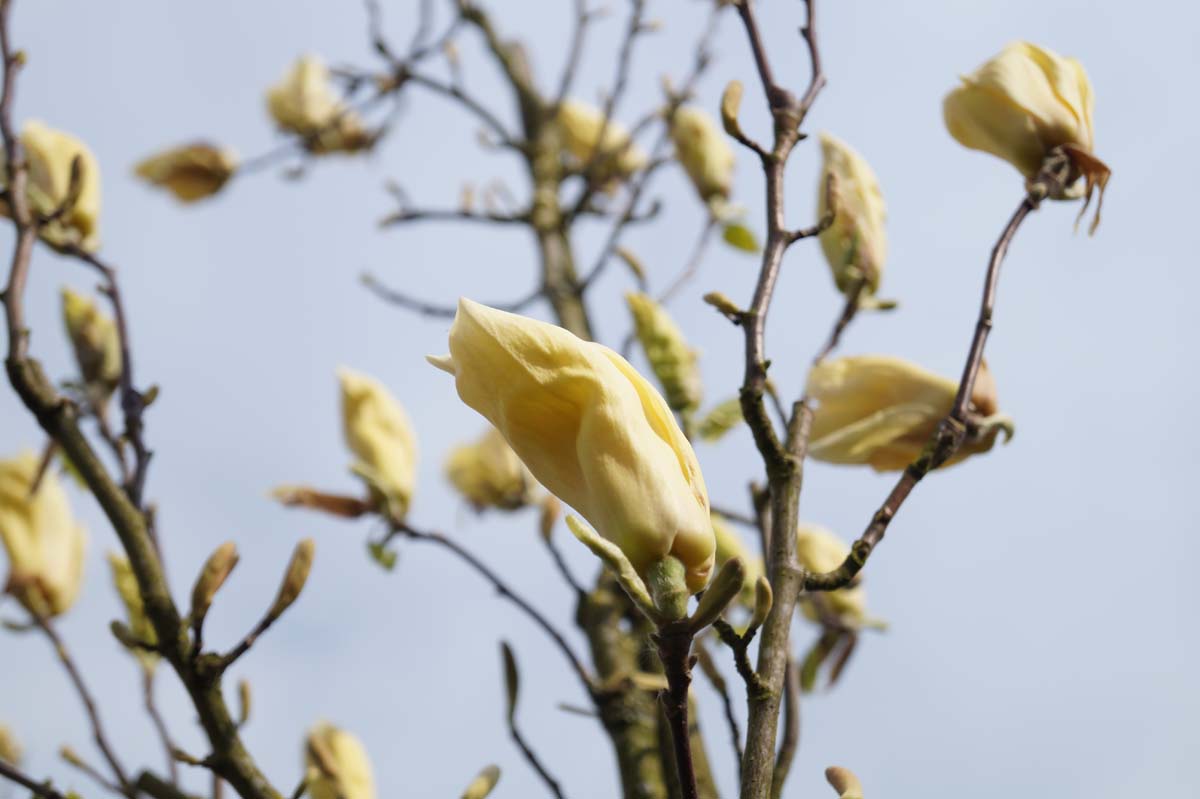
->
xmin=426 ymin=354 xmax=456 ymax=375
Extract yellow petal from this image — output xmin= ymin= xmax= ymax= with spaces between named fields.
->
xmin=304 ymin=723 xmax=375 ymax=799
xmin=3 ymin=121 xmax=102 ymax=251
xmin=338 ymin=368 xmax=417 ymax=520
xmin=670 ymin=106 xmax=735 ymax=206
xmin=134 ymin=143 xmax=238 ymax=203
xmin=817 ymin=133 xmax=887 ymax=297
xmin=432 ymin=299 xmax=715 ymax=592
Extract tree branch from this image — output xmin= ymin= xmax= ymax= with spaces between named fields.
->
xmin=0 ymin=759 xmax=68 ymax=799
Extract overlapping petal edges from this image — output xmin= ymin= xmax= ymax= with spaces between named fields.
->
xmin=806 ymin=355 xmax=1014 ymax=473
xmin=944 ymin=41 xmax=1110 ymax=233
xmin=428 ymin=299 xmax=715 ymax=593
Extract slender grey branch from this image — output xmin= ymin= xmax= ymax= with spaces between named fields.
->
xmin=0 ymin=759 xmax=68 ymax=799
xmin=553 ymin=0 xmax=591 ymax=108
xmin=361 ymin=272 xmax=543 ymax=318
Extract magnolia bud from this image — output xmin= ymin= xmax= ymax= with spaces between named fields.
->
xmin=720 ymin=80 xmax=744 ymax=138
xmin=107 ymin=553 xmax=158 ymax=669
xmin=269 ymin=539 xmax=315 ymax=619
xmin=817 ymin=133 xmax=887 ymax=299
xmin=0 ymin=451 xmax=87 ymax=618
xmin=237 ymin=679 xmax=252 ymax=727
xmin=444 ymin=426 xmax=537 ymax=512
xmin=304 ymin=723 xmax=376 ymax=799
xmin=825 ymin=766 xmax=864 ymax=799
xmin=806 ymin=355 xmax=1013 ymax=472
xmin=669 ymin=106 xmax=735 ymax=211
xmin=271 ymin=485 xmax=373 ymax=519
xmin=134 ymin=143 xmax=238 ymax=203
xmin=267 ymin=56 xmax=373 ymax=154
xmin=750 ymin=575 xmax=773 ymax=632
xmin=702 ymin=291 xmax=742 ymax=322
xmin=61 ymin=287 xmax=121 ymax=409
xmin=190 ymin=542 xmax=239 ymax=623
xmin=555 ymin=100 xmax=647 ymax=185
xmin=1 ymin=121 xmax=101 ymax=252
xmin=689 ymin=556 xmax=746 ymax=632
xmin=460 ymin=765 xmax=501 ymax=799
xmin=429 ymin=299 xmax=715 ymax=594
xmin=625 ymin=292 xmax=702 ymax=414
xmin=339 ymin=368 xmax=418 ymax=522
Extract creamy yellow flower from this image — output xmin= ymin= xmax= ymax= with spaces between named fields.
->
xmin=711 ymin=513 xmax=761 ymax=606
xmin=61 ymin=287 xmax=121 ymax=409
xmin=339 ymin=368 xmax=417 ymax=521
xmin=428 ymin=299 xmax=715 ymax=592
xmin=556 ymin=99 xmax=648 ymax=184
xmin=134 ymin=143 xmax=238 ymax=203
xmin=304 ymin=723 xmax=375 ymax=799
xmin=0 ymin=121 xmax=101 ymax=251
xmin=944 ymin=42 xmax=1110 ymax=227
xmin=107 ymin=553 xmax=158 ymax=670
xmin=796 ymin=525 xmax=869 ymax=628
xmin=445 ymin=426 xmax=537 ymax=511
xmin=806 ymin=356 xmax=1012 ymax=472
xmin=817 ymin=133 xmax=887 ymax=298
xmin=670 ymin=106 xmax=735 ymax=208
xmin=625 ymin=292 xmax=702 ymax=414
xmin=0 ymin=451 xmax=87 ymax=617
xmin=267 ymin=56 xmax=372 ymax=154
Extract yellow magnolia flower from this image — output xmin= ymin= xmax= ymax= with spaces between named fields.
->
xmin=806 ymin=356 xmax=1012 ymax=472
xmin=304 ymin=723 xmax=375 ymax=799
xmin=445 ymin=426 xmax=537 ymax=512
xmin=428 ymin=299 xmax=715 ymax=592
xmin=796 ymin=525 xmax=872 ymax=629
xmin=266 ymin=56 xmax=373 ymax=154
xmin=670 ymin=106 xmax=735 ymax=209
xmin=0 ymin=451 xmax=87 ymax=618
xmin=625 ymin=292 xmax=702 ymax=414
xmin=556 ymin=99 xmax=648 ymax=185
xmin=61 ymin=287 xmax=121 ymax=410
xmin=339 ymin=368 xmax=417 ymax=521
xmin=0 ymin=121 xmax=101 ymax=251
xmin=944 ymin=42 xmax=1109 ymax=229
xmin=134 ymin=143 xmax=238 ymax=203
xmin=711 ymin=513 xmax=761 ymax=606
xmin=817 ymin=133 xmax=887 ymax=299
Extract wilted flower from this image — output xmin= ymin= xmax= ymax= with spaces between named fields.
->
xmin=61 ymin=287 xmax=121 ymax=412
xmin=796 ymin=525 xmax=875 ymax=629
xmin=0 ymin=451 xmax=87 ymax=618
xmin=445 ymin=426 xmax=537 ymax=511
xmin=944 ymin=42 xmax=1109 ymax=230
xmin=267 ymin=55 xmax=373 ymax=154
xmin=817 ymin=133 xmax=887 ymax=299
xmin=0 ymin=120 xmax=101 ymax=251
xmin=806 ymin=356 xmax=1012 ymax=472
xmin=555 ymin=99 xmax=648 ymax=186
xmin=339 ymin=368 xmax=417 ymax=521
xmin=107 ymin=553 xmax=158 ymax=670
xmin=428 ymin=299 xmax=715 ymax=592
xmin=669 ymin=106 xmax=735 ymax=211
xmin=134 ymin=143 xmax=238 ymax=203
xmin=625 ymin=292 xmax=702 ymax=414
xmin=304 ymin=722 xmax=375 ymax=799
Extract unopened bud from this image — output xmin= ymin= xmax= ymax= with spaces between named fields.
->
xmin=460 ymin=765 xmax=501 ymax=799
xmin=625 ymin=292 xmax=702 ymax=414
xmin=750 ymin=575 xmax=773 ymax=632
xmin=237 ymin=679 xmax=252 ymax=727
xmin=59 ymin=746 xmax=85 ymax=768
xmin=0 ymin=725 xmax=21 ymax=765
xmin=614 ymin=246 xmax=647 ymax=283
xmin=61 ymin=287 xmax=121 ymax=407
xmin=190 ymin=542 xmax=239 ymax=623
xmin=689 ymin=556 xmax=745 ymax=632
xmin=825 ymin=765 xmax=864 ymax=799
xmin=720 ymin=80 xmax=744 ymax=138
xmin=702 ymin=291 xmax=742 ymax=321
xmin=269 ymin=539 xmax=315 ymax=619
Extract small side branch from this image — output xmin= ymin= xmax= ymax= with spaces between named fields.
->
xmin=0 ymin=759 xmax=69 ymax=799
xmin=361 ymin=273 xmax=543 ymax=318
xmin=144 ymin=669 xmax=180 ymax=785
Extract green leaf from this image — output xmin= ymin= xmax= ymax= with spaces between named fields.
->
xmin=696 ymin=397 xmax=744 ymax=442
xmin=366 ymin=540 xmax=398 ymax=571
xmin=722 ymin=222 xmax=760 ymax=253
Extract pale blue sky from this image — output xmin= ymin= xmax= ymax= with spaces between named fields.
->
xmin=1 ymin=2 xmax=1196 ymax=798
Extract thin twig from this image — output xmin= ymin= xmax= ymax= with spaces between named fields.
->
xmin=658 ymin=216 xmax=719 ymax=306
xmin=811 ymin=278 xmax=864 ymax=365
xmin=805 ymin=196 xmax=1035 ymax=592
xmin=694 ymin=640 xmax=743 ymax=775
xmin=541 ymin=534 xmax=587 ymax=599
xmin=361 ymin=272 xmax=543 ymax=318
xmin=33 ymin=615 xmax=132 ymax=794
xmin=553 ymin=0 xmax=591 ymax=108
xmin=61 ymin=749 xmax=125 ymax=797
xmin=0 ymin=759 xmax=68 ymax=799
xmin=379 ymin=205 xmax=528 ymax=227
xmin=395 ymin=523 xmax=594 ymax=693
xmin=144 ymin=668 xmax=180 ymax=785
